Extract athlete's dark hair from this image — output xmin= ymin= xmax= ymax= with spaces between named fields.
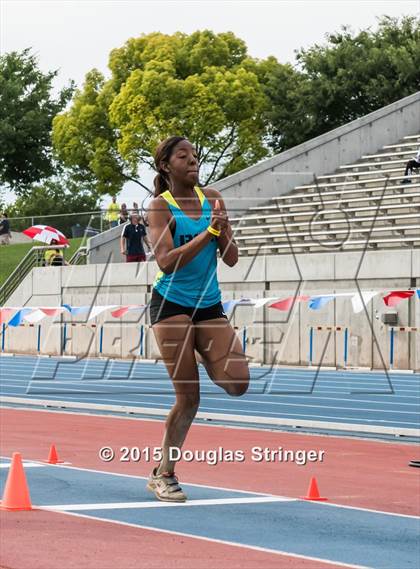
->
xmin=153 ymin=136 xmax=188 ymax=197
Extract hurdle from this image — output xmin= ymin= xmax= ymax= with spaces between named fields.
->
xmin=37 ymin=325 xmax=41 ymax=354
xmin=1 ymin=323 xmax=5 ymax=352
xmin=62 ymin=322 xmax=98 ymax=354
xmin=139 ymin=324 xmax=144 ymax=356
xmin=389 ymin=326 xmax=418 ymax=371
xmin=62 ymin=322 xmax=67 ymax=354
xmin=1 ymin=320 xmax=249 ymax=360
xmin=308 ymin=325 xmax=348 ymax=368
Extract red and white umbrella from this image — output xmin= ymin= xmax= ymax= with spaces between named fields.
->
xmin=23 ymin=225 xmax=70 ymax=246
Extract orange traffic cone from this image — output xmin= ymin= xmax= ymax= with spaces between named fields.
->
xmin=0 ymin=452 xmax=32 ymax=511
xmin=46 ymin=444 xmax=64 ymax=464
xmin=300 ymin=476 xmax=328 ymax=501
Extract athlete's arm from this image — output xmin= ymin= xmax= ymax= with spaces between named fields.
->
xmin=203 ymin=188 xmax=238 ymax=267
xmin=147 ymin=196 xmax=215 ymax=274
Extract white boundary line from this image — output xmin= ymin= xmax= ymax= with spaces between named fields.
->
xmin=2 ymin=353 xmax=419 ymax=375
xmin=321 ymin=501 xmax=420 ymax=519
xmin=0 ymin=455 xmax=283 ymax=498
xmin=34 ymin=508 xmax=372 ymax=569
xmin=1 ymin=396 xmax=419 ymax=437
xmin=1 ymin=454 xmax=418 ymax=520
xmin=3 ymin=405 xmax=418 ymax=445
xmin=4 ymin=381 xmax=420 ymax=405
xmin=0 ymin=462 xmax=45 ymax=468
xmin=44 ymin=496 xmax=295 ymax=511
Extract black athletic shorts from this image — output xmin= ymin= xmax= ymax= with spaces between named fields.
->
xmin=149 ymin=287 xmax=228 ymax=325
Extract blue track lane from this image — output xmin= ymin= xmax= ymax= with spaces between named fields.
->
xmin=1 ymin=460 xmax=419 ymax=569
xmin=1 ymin=356 xmax=420 ymax=432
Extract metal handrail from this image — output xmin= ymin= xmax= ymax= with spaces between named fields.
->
xmin=7 ymin=210 xmax=105 ymax=222
xmin=0 ymin=245 xmax=67 ymax=306
xmin=68 ymin=246 xmax=87 ymax=265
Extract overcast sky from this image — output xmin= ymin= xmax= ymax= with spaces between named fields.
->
xmin=1 ymin=0 xmax=419 ymax=207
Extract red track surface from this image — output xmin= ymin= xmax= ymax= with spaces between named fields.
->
xmin=0 ymin=509 xmax=343 ymax=569
xmin=1 ymin=407 xmax=418 ymax=569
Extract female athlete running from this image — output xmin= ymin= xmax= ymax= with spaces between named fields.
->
xmin=146 ymin=136 xmax=250 ymax=502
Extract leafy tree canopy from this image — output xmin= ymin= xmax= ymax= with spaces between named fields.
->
xmin=0 ymin=49 xmax=74 ymax=194
xmin=266 ymin=15 xmax=420 ymax=153
xmin=7 ymin=176 xmax=100 ymax=236
xmin=52 ymin=30 xmax=272 ymax=195
xmin=52 ymin=17 xmax=419 ymax=193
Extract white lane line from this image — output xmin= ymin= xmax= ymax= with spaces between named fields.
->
xmin=13 ymin=383 xmax=420 ymax=394
xmin=14 ymin=370 xmax=417 ymax=380
xmin=2 ymin=452 xmax=418 ymax=520
xmin=0 ymin=462 xmax=46 ymax=468
xmin=3 ymin=365 xmax=420 ymax=388
xmin=2 ymin=362 xmax=419 ymax=381
xmin=0 ymin=454 xmax=290 ymax=498
xmin=2 ymin=396 xmax=419 ymax=433
xmin=3 ymin=392 xmax=419 ymax=428
xmin=5 ymin=379 xmax=419 ymax=391
xmin=39 ymin=509 xmax=372 ymax=569
xmin=4 ymin=385 xmax=420 ymax=414
xmin=19 ymin=393 xmax=420 ymax=423
xmin=17 ymin=384 xmax=420 ymax=405
xmin=4 ymin=382 xmax=420 ymax=396
xmin=3 ymin=366 xmax=419 ymax=384
xmin=1 ymin=405 xmax=415 ymax=444
xmin=322 ymin=501 xmax=420 ymax=520
xmin=44 ymin=496 xmax=295 ymax=511
xmin=7 ymin=381 xmax=419 ymax=397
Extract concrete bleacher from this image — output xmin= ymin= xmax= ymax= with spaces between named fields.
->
xmin=231 ymin=133 xmax=420 ymax=255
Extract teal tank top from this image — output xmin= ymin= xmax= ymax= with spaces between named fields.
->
xmin=153 ymin=186 xmax=222 ymax=308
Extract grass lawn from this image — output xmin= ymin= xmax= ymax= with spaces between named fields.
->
xmin=0 ymin=238 xmax=84 ymax=288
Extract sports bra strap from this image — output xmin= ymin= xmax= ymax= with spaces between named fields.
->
xmin=160 ymin=186 xmax=205 ymax=210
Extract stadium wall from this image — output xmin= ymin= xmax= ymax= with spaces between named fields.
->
xmin=87 ymin=92 xmax=420 ymax=264
xmin=3 ymin=248 xmax=420 ymax=371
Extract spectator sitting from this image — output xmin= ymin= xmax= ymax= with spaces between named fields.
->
xmin=119 ymin=203 xmax=129 ymax=225
xmin=50 ymin=250 xmax=67 ymax=266
xmin=120 ymin=213 xmax=151 ymax=263
xmin=44 ymin=240 xmax=68 ymax=266
xmin=0 ymin=212 xmax=11 ymax=245
xmin=105 ymin=196 xmax=120 ymax=228
xmin=401 ymin=147 xmax=420 ymax=184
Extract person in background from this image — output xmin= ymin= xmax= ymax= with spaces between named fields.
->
xmin=119 ymin=203 xmax=129 ymax=225
xmin=401 ymin=147 xmax=420 ymax=184
xmin=0 ymin=212 xmax=11 ymax=245
xmin=105 ymin=196 xmax=120 ymax=228
xmin=44 ymin=239 xmax=68 ymax=266
xmin=132 ymin=202 xmax=139 ymax=215
xmin=120 ymin=213 xmax=151 ymax=263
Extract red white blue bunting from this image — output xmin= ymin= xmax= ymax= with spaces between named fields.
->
xmin=2 ymin=289 xmax=419 ymax=326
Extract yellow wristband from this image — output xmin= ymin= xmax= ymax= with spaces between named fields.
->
xmin=207 ymin=225 xmax=221 ymax=237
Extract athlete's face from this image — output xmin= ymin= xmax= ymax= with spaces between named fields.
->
xmin=166 ymin=141 xmax=199 ymax=185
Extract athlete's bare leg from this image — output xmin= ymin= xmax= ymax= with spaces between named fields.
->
xmin=151 ymin=314 xmax=200 ymax=475
xmin=193 ymin=318 xmax=250 ymax=395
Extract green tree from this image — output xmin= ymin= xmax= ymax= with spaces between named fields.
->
xmin=7 ymin=177 xmax=100 ymax=236
xmin=52 ymin=31 xmax=271 ymax=196
xmin=243 ymin=56 xmax=310 ymax=153
xmin=266 ymin=15 xmax=420 ymax=153
xmin=0 ymin=49 xmax=74 ymax=194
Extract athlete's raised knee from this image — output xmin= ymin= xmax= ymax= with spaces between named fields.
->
xmin=224 ymin=380 xmax=249 ymax=397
